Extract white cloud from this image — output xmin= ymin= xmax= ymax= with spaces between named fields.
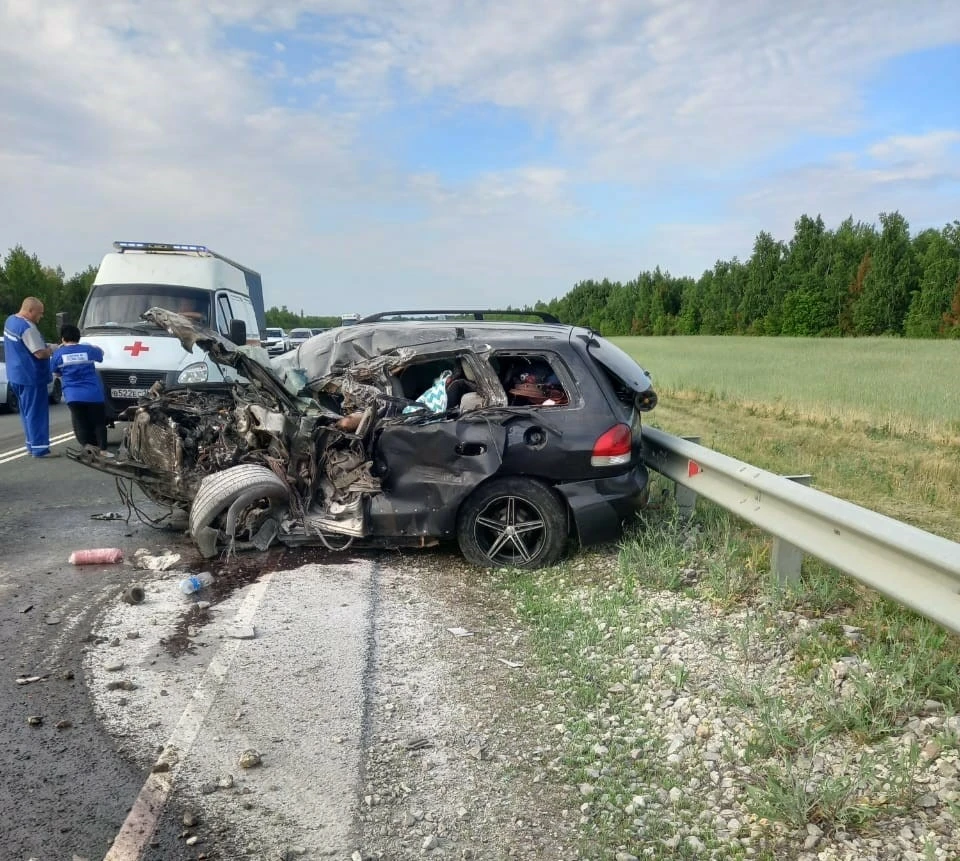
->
xmin=0 ymin=0 xmax=958 ymax=311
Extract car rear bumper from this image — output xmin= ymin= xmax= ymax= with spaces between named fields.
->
xmin=556 ymin=464 xmax=649 ymax=547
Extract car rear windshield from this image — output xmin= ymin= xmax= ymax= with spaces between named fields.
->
xmin=587 ymin=337 xmax=653 ymax=406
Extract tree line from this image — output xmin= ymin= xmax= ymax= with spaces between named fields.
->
xmin=0 ymin=247 xmax=97 ymax=341
xmin=538 ymin=212 xmax=960 ymax=338
xmin=3 ymin=211 xmax=959 ymax=340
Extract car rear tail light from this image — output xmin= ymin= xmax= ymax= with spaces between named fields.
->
xmin=591 ymin=423 xmax=633 ymax=467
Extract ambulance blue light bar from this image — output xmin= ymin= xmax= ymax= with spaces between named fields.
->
xmin=113 ymin=241 xmax=211 ymax=254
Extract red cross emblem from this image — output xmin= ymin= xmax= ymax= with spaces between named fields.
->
xmin=123 ymin=341 xmax=150 ymax=357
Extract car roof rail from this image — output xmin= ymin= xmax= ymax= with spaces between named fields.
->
xmin=358 ymin=309 xmax=562 ymax=324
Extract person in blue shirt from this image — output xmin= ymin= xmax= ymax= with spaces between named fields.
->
xmin=3 ymin=297 xmax=57 ymax=457
xmin=51 ymin=324 xmax=112 ymax=458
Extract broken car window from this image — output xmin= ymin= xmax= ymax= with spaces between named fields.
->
xmin=492 ymin=353 xmax=571 ymax=407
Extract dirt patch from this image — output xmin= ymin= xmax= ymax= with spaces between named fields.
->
xmin=352 ymin=547 xmax=597 ymax=860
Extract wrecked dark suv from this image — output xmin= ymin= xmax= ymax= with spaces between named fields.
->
xmin=71 ymin=309 xmax=657 ymax=569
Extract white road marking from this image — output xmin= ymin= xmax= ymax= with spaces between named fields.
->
xmin=102 ymin=573 xmax=275 ymax=861
xmin=0 ymin=431 xmax=75 ymax=464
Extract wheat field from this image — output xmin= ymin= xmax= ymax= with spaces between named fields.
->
xmin=613 ymin=335 xmax=960 ymax=541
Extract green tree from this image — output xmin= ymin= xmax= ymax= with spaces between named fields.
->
xmin=904 ymin=223 xmax=960 ymax=337
xmin=777 ymin=215 xmax=833 ymax=336
xmin=740 ymin=231 xmax=785 ymax=333
xmin=853 ymin=211 xmax=918 ymax=335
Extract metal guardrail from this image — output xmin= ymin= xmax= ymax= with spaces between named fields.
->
xmin=640 ymin=425 xmax=960 ymax=635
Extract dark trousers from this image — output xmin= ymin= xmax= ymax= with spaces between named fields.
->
xmin=67 ymin=401 xmax=108 ymax=450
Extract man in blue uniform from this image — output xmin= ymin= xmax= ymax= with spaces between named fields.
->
xmin=3 ymin=297 xmax=56 ymax=457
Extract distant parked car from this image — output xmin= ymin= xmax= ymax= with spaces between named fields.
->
xmin=310 ymin=328 xmax=329 ymax=336
xmin=287 ymin=328 xmax=314 ymax=348
xmin=0 ymin=342 xmax=62 ymax=412
xmin=262 ymin=328 xmax=289 ymax=356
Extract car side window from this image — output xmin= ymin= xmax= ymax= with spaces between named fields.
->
xmin=236 ymin=297 xmax=260 ymax=340
xmin=216 ymin=294 xmax=233 ymax=336
xmin=490 ymin=352 xmax=572 ymax=407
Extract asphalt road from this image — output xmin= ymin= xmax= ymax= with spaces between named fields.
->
xmin=0 ymin=406 xmax=378 ymax=860
xmin=0 ymin=406 xmax=226 ymax=860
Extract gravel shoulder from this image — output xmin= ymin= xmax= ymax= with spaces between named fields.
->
xmin=84 ymin=538 xmax=960 ymax=861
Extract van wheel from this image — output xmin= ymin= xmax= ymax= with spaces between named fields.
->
xmin=456 ymin=477 xmax=568 ymax=569
xmin=49 ymin=378 xmax=62 ymax=405
xmin=189 ymin=465 xmax=290 ymax=555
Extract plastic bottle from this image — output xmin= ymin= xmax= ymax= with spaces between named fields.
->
xmin=179 ymin=572 xmax=214 ymax=595
xmin=69 ymin=548 xmax=124 ymax=565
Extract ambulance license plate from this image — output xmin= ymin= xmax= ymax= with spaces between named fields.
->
xmin=110 ymin=387 xmax=150 ymax=399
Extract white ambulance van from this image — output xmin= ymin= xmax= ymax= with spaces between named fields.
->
xmin=75 ymin=242 xmax=266 ymax=421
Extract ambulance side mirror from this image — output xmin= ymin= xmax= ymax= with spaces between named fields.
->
xmin=229 ymin=319 xmax=247 ymax=346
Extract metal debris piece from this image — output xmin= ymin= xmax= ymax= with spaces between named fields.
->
xmin=133 ymin=548 xmax=182 ymax=571
xmin=404 ymin=736 xmax=433 ymax=751
xmin=228 ymin=626 xmax=256 ymax=640
xmin=496 ymin=658 xmax=524 ymax=669
xmin=122 ymin=585 xmax=146 ymax=605
xmin=447 ymin=627 xmax=474 ymax=638
xmin=27 ymin=715 xmax=42 ymax=726
xmin=15 ymin=675 xmax=46 ymax=686
xmin=90 ymin=512 xmax=125 ymax=521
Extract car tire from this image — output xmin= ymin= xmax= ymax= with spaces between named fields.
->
xmin=456 ymin=477 xmax=568 ymax=569
xmin=6 ymin=387 xmax=18 ymax=414
xmin=189 ymin=464 xmax=290 ymax=549
xmin=48 ymin=378 xmax=62 ymax=405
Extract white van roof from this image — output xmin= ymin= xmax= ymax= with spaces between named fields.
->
xmin=94 ymin=242 xmax=257 ymax=295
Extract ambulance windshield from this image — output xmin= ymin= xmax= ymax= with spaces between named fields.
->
xmin=81 ymin=284 xmax=211 ymax=330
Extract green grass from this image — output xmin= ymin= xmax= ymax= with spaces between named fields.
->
xmin=615 ymin=335 xmax=960 ymax=439
xmin=614 ymin=337 xmax=960 ymax=542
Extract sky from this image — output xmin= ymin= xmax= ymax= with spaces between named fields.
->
xmin=1 ymin=1 xmax=959 ymax=316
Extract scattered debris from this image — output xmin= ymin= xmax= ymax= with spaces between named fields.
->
xmin=404 ymin=736 xmax=433 ymax=751
xmin=15 ymin=675 xmax=46 ymax=686
xmin=19 ymin=604 xmax=33 ymax=614
xmin=133 ymin=548 xmax=182 ymax=571
xmin=105 ymin=660 xmax=124 ymax=673
xmin=183 ymin=812 xmax=199 ymax=827
xmin=122 ymin=585 xmax=146 ymax=605
xmin=447 ymin=627 xmax=474 ymax=638
xmin=238 ymin=748 xmax=262 ymax=769
xmin=69 ymin=547 xmax=124 ymax=565
xmin=466 ymin=743 xmax=486 ymax=761
xmin=90 ymin=512 xmax=125 ymax=521
xmin=45 ymin=614 xmax=62 ymax=625
xmin=126 ymin=630 xmax=140 ymax=640
xmin=151 ymin=762 xmax=170 ymax=774
xmin=106 ymin=679 xmax=137 ymax=691
xmin=228 ymin=626 xmax=256 ymax=640
xmin=496 ymin=658 xmax=524 ymax=669
xmin=26 ymin=715 xmax=42 ymax=726
xmin=55 ymin=719 xmax=72 ymax=730
xmin=218 ymin=774 xmax=235 ymax=789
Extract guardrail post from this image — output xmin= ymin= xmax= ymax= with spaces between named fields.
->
xmin=674 ymin=436 xmax=701 ymax=521
xmin=771 ymin=474 xmax=813 ymax=586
